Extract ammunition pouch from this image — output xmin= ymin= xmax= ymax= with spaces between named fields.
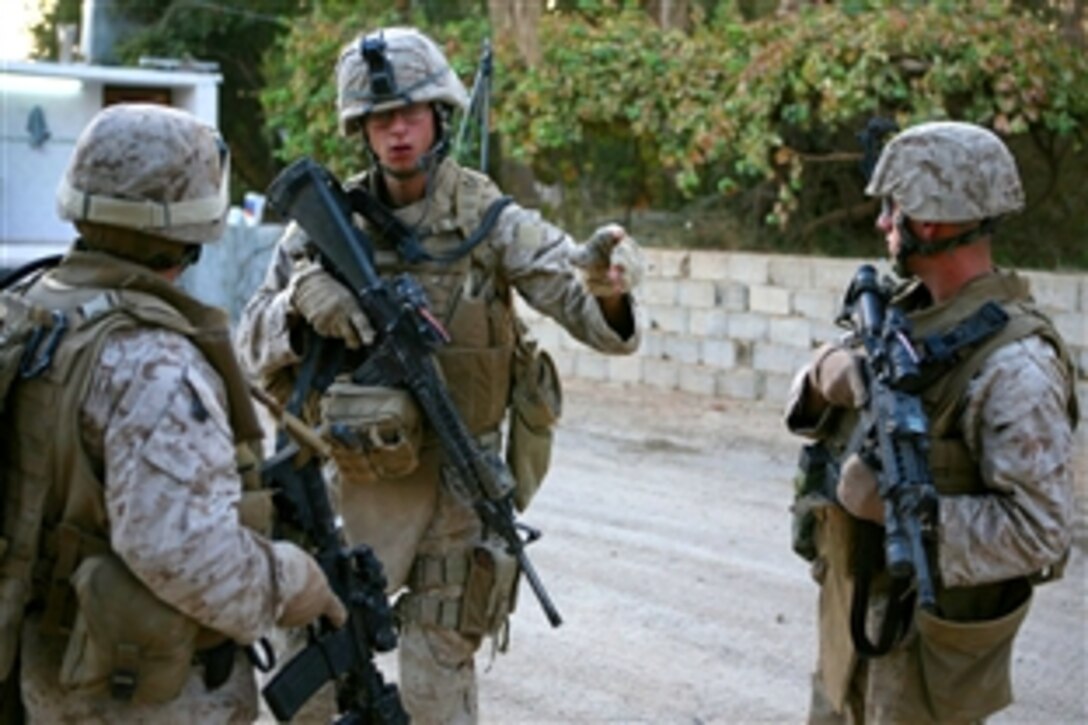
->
xmin=791 ymin=443 xmax=838 ymax=562
xmin=399 ymin=541 xmax=519 ymax=644
xmin=59 ymin=552 xmax=201 ymax=704
xmin=320 ymin=381 xmax=423 ymax=483
xmin=459 ymin=540 xmax=519 ymax=640
xmin=505 ymin=334 xmax=562 ymax=512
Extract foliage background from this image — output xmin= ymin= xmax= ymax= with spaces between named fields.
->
xmin=31 ymin=0 xmax=1088 ymax=270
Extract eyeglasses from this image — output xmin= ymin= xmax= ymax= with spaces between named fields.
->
xmin=366 ymin=103 xmax=432 ymax=131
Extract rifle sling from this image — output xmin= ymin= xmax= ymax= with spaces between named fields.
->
xmin=849 ymin=522 xmax=916 ymax=657
xmin=347 ymin=186 xmax=512 ymax=265
xmin=909 ymin=300 xmax=1009 ymax=392
xmin=0 ymin=254 xmax=63 ymax=290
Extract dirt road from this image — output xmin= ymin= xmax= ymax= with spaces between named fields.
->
xmin=471 ymin=379 xmax=1086 ymax=724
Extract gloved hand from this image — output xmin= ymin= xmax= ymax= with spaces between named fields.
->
xmin=571 ymin=223 xmax=645 ymax=297
xmin=807 ymin=343 xmax=866 ymax=409
xmin=289 ymin=260 xmax=375 ymax=349
xmin=275 ymin=542 xmax=348 ymax=629
xmin=837 ymin=454 xmax=884 ymax=524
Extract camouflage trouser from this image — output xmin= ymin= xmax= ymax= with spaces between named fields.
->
xmin=398 ymin=620 xmax=479 ymax=725
xmin=395 ymin=478 xmax=485 ymax=725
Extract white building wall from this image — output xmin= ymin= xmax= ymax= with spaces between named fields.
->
xmin=1 ymin=77 xmax=103 ymax=259
xmin=0 ymin=60 xmax=220 ymax=272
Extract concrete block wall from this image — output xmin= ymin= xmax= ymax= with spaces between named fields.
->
xmin=181 ymin=230 xmax=1085 ymax=456
xmin=189 ymin=227 xmax=1084 ymax=406
xmin=519 ymin=249 xmax=1087 ymax=437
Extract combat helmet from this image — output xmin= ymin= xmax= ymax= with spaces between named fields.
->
xmin=866 ymin=121 xmax=1023 ymax=274
xmin=336 ymin=26 xmax=469 ymax=136
xmin=865 ymin=121 xmax=1024 ymax=223
xmin=57 ymin=103 xmax=230 ymax=245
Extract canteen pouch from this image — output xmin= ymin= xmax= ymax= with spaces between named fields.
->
xmin=321 ymin=381 xmax=423 ymax=482
xmin=60 ymin=553 xmax=200 ymax=704
xmin=506 ymin=336 xmax=562 ymax=512
xmin=916 ymin=582 xmax=1031 ymax=722
xmin=459 ymin=540 xmax=519 ymax=640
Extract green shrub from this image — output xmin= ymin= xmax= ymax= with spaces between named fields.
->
xmin=263 ymin=0 xmax=1087 ymax=269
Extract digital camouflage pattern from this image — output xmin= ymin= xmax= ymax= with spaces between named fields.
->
xmin=56 ymin=103 xmax=228 ymax=244
xmin=786 ymin=314 xmax=1076 ymax=723
xmin=865 ymin=121 xmax=1025 ymax=223
xmin=79 ymin=327 xmax=306 ymax=641
xmin=236 ymin=158 xmax=640 ymax=384
xmin=236 ymin=155 xmax=641 ymax=723
xmin=20 ymin=325 xmax=319 ymax=723
xmin=937 ymin=335 xmax=1075 ymax=585
xmin=785 ymin=335 xmax=1075 ymax=590
xmin=336 ymin=26 xmax=470 ymax=134
xmin=396 ymin=482 xmax=485 ymax=725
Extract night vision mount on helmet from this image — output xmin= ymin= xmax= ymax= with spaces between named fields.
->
xmin=336 ymin=27 xmax=469 ymax=136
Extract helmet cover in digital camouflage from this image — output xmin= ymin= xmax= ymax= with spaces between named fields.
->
xmin=336 ymin=26 xmax=469 ymax=135
xmin=865 ymin=121 xmax=1024 ymax=223
xmin=57 ymin=103 xmax=230 ymax=244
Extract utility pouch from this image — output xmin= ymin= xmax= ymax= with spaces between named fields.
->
xmin=320 ymin=381 xmax=423 ymax=483
xmin=506 ymin=334 xmax=562 ymax=512
xmin=791 ymin=443 xmax=837 ymax=562
xmin=458 ymin=541 xmax=520 ymax=640
xmin=916 ymin=581 xmax=1031 ymax=722
xmin=60 ymin=552 xmax=200 ymax=704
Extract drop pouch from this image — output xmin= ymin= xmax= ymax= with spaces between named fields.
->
xmin=916 ymin=580 xmax=1032 ymax=722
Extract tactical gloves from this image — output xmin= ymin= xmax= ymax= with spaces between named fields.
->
xmin=289 ymin=260 xmax=375 ymax=349
xmin=275 ymin=542 xmax=348 ymax=629
xmin=807 ymin=344 xmax=867 ymax=408
xmin=571 ymin=223 xmax=645 ymax=297
xmin=837 ymin=454 xmax=884 ymax=524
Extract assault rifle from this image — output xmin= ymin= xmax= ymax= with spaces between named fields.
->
xmin=837 ymin=264 xmax=938 ymax=656
xmin=252 ymin=385 xmax=407 ymax=724
xmin=265 ymin=156 xmax=563 ymax=629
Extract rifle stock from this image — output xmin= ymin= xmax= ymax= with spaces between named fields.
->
xmin=266 ymin=157 xmax=562 ymax=629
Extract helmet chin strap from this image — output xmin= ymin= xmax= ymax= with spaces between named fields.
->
xmin=892 ymin=214 xmax=996 ymax=277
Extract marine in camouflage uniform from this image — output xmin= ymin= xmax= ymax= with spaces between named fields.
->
xmin=785 ymin=121 xmax=1079 ymax=724
xmin=235 ymin=27 xmax=642 ymax=724
xmin=0 ymin=104 xmax=346 ymax=724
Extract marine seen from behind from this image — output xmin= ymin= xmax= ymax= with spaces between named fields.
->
xmin=235 ymin=26 xmax=644 ymax=724
xmin=0 ymin=103 xmax=346 ymax=723
xmin=785 ymin=120 xmax=1079 ymax=724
